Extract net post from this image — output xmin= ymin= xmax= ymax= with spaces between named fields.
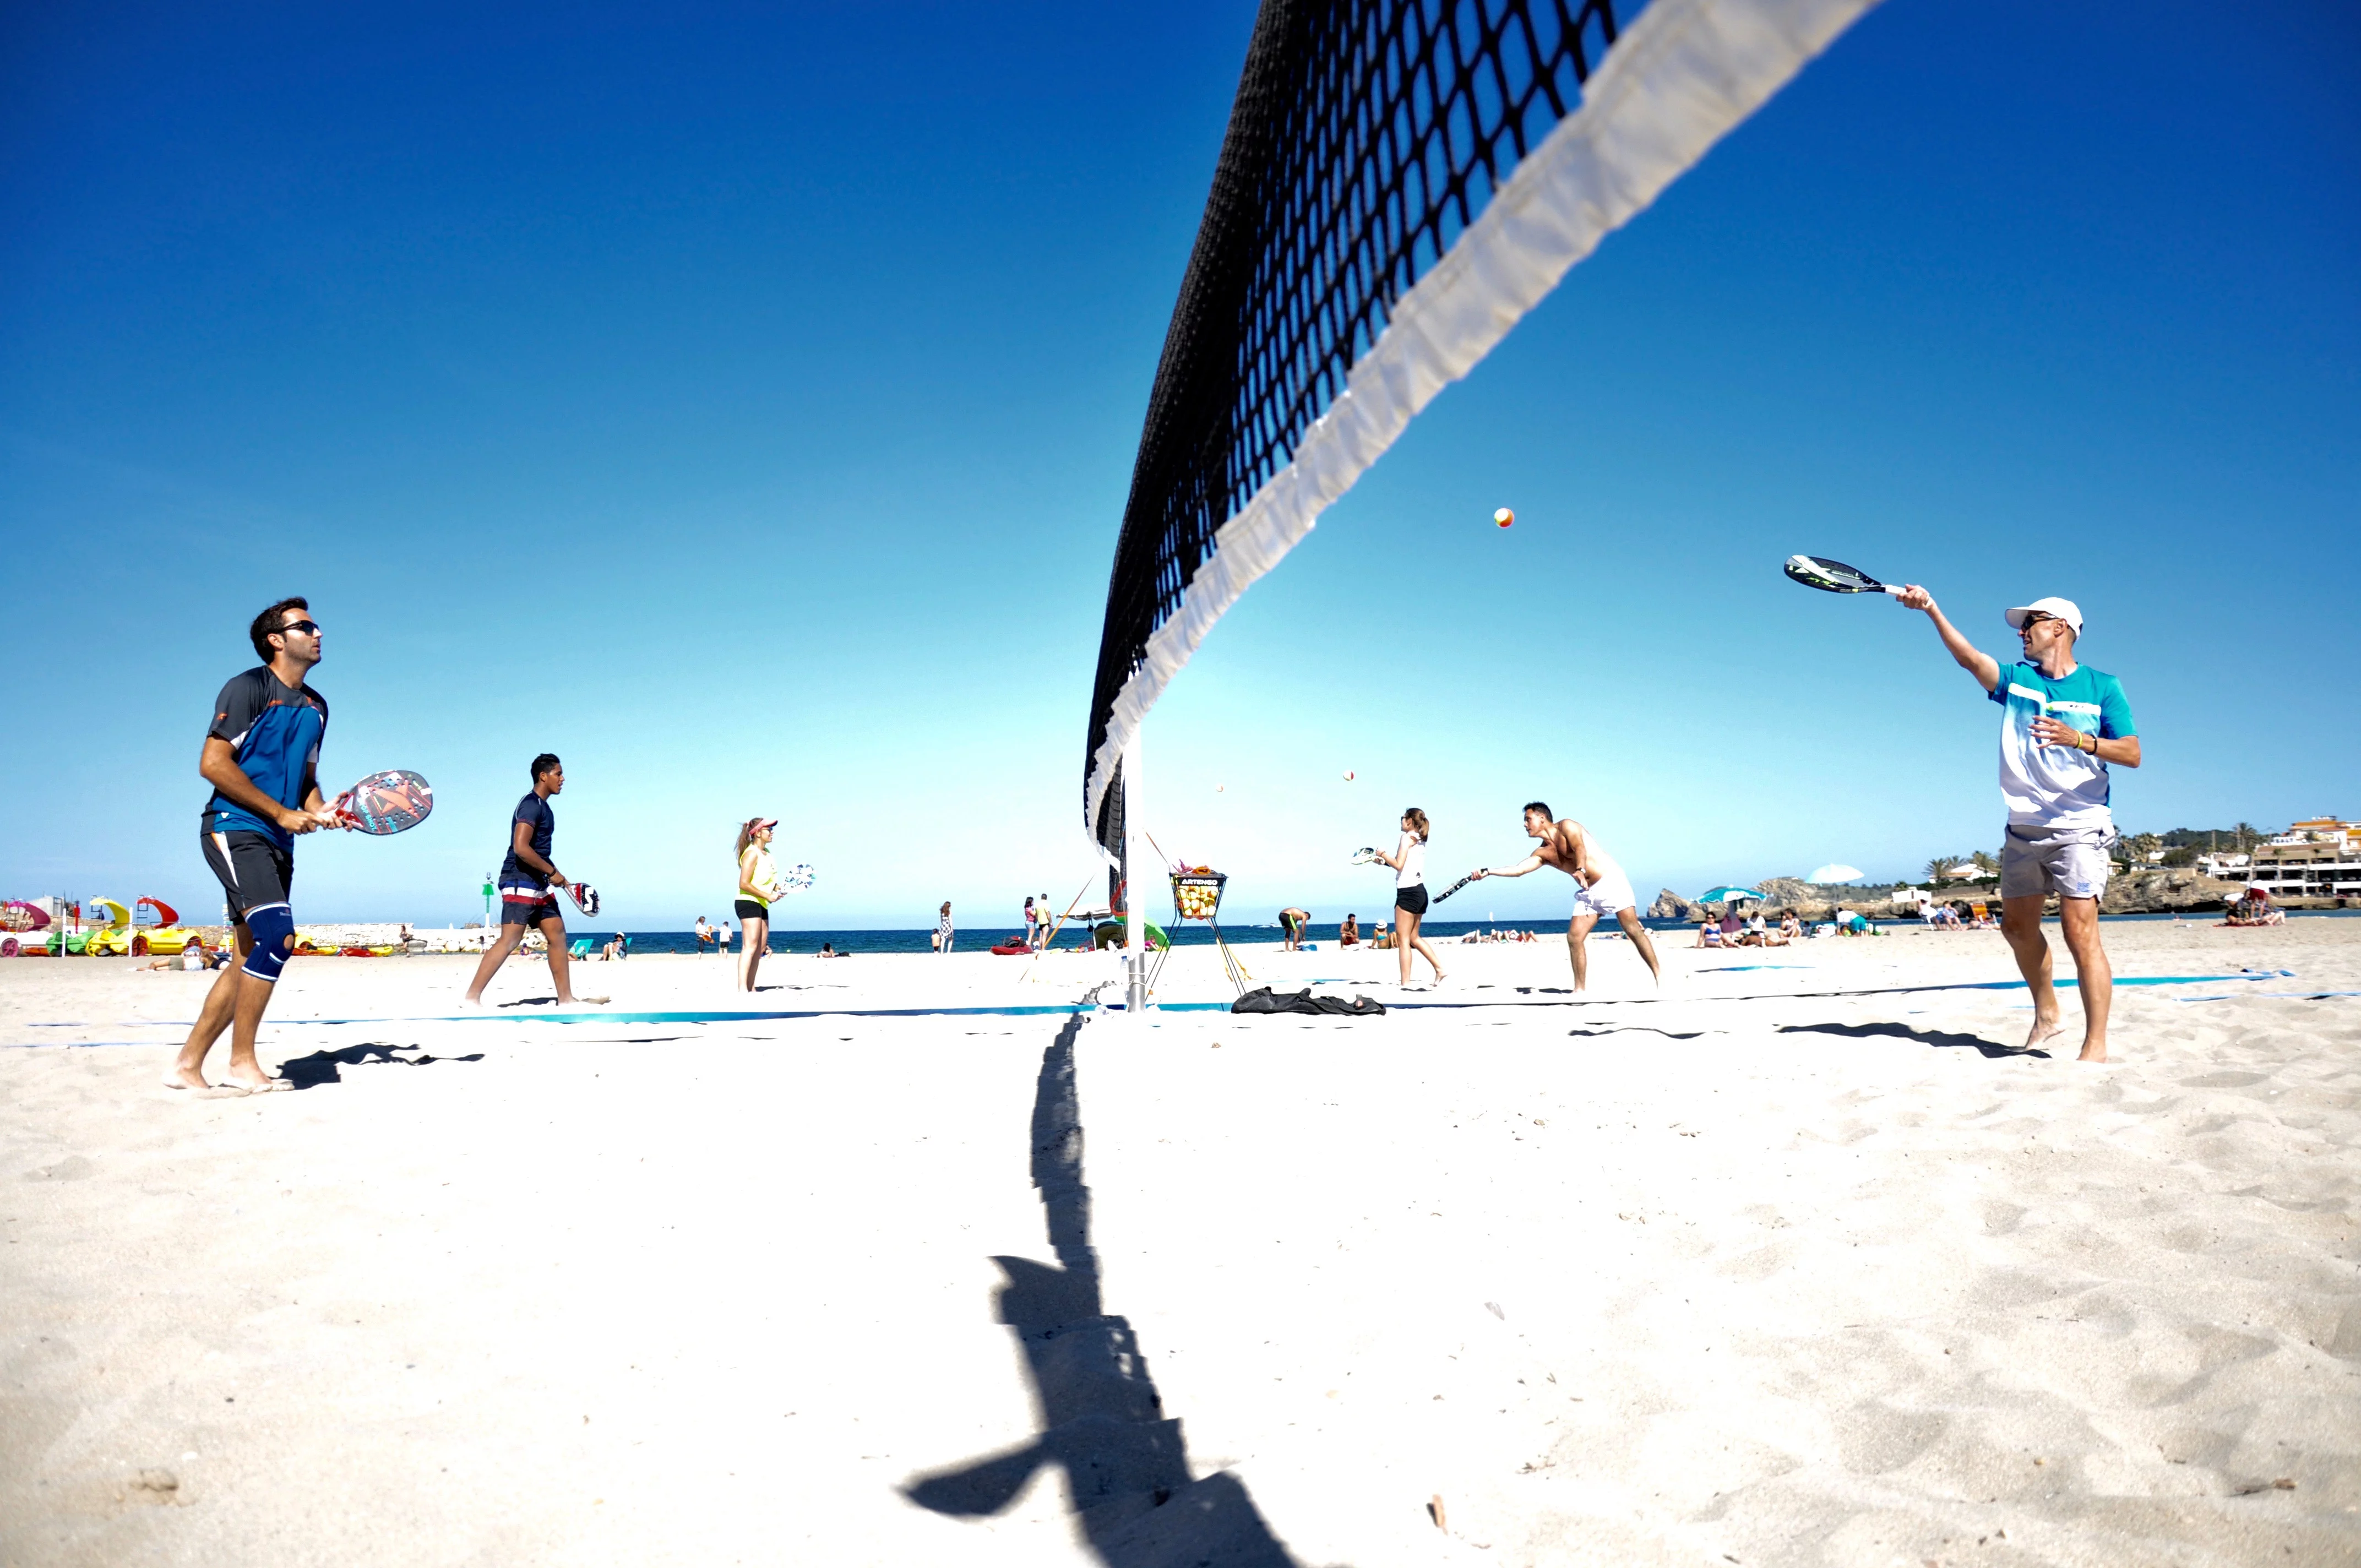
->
xmin=1123 ymin=729 xmax=1146 ymax=1016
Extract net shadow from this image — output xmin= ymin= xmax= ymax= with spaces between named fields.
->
xmin=1775 ymin=1021 xmax=2052 ymax=1060
xmin=903 ymin=1008 xmax=1302 ymax=1566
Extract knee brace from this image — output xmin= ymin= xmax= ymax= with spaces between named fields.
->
xmin=241 ymin=902 xmax=296 ymax=983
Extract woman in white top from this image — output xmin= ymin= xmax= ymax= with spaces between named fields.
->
xmin=1374 ymin=807 xmax=1446 ymax=987
xmin=935 ymin=901 xmax=954 ymax=955
xmin=735 ymin=817 xmax=780 ymax=993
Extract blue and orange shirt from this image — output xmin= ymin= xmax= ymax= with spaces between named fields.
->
xmin=1988 ymin=660 xmax=2135 ymax=828
xmin=204 ymin=667 xmax=329 ymax=848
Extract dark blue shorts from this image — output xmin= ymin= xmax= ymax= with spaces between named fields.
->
xmin=499 ymin=884 xmax=561 ymax=926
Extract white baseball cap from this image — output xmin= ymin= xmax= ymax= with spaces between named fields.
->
xmin=2004 ymin=596 xmax=2082 ymax=635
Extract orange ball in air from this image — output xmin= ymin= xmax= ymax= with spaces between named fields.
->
xmin=1494 ymin=507 xmax=1515 ymax=528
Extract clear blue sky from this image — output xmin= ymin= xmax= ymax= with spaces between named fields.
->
xmin=3 ymin=1 xmax=2354 ymax=930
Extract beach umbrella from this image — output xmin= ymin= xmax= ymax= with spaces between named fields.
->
xmin=1697 ymin=886 xmax=1765 ymax=904
xmin=1808 ymin=864 xmax=1863 ymax=884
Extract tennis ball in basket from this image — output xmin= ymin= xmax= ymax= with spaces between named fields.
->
xmin=1494 ymin=507 xmax=1515 ymax=527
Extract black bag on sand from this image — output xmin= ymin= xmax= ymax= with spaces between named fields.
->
xmin=1230 ymin=987 xmax=1386 ymax=1017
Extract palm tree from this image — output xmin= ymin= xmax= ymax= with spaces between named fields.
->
xmin=1922 ymin=857 xmax=1949 ymax=885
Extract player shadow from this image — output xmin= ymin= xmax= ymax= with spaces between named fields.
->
xmin=1775 ymin=1021 xmax=2050 ymax=1060
xmin=1568 ymin=1025 xmax=1706 ymax=1039
xmin=275 ymin=1042 xmax=487 ymax=1088
xmin=902 ymin=1009 xmax=1301 ymax=1567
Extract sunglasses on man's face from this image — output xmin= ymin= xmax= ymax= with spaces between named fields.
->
xmin=282 ymin=620 xmax=322 ymax=635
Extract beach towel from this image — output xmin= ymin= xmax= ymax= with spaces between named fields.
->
xmin=1230 ymin=987 xmax=1386 ymax=1017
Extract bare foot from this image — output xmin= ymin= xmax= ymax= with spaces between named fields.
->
xmin=164 ymin=1071 xmax=245 ymax=1098
xmin=2077 ymin=1041 xmax=2108 ymax=1063
xmin=2023 ymin=1016 xmax=2066 ymax=1052
xmin=225 ymin=1067 xmax=291 ymax=1092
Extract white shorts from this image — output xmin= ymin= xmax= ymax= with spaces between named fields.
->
xmin=1573 ymin=868 xmax=1636 ymax=922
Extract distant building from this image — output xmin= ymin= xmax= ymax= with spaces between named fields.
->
xmin=2201 ymin=817 xmax=2359 ymax=901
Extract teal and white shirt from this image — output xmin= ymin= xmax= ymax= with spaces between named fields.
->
xmin=1988 ymin=660 xmax=2136 ymax=828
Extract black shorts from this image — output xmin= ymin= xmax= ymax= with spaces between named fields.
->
xmin=733 ymin=899 xmax=770 ymax=922
xmin=1394 ymin=884 xmax=1428 ymax=917
xmin=202 ymin=827 xmax=292 ymax=922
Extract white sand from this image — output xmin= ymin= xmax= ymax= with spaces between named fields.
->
xmin=3 ymin=923 xmax=2357 ymax=1566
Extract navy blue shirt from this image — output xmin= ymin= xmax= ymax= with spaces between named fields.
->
xmin=499 ymin=792 xmax=556 ymax=890
xmin=204 ymin=667 xmax=329 ymax=850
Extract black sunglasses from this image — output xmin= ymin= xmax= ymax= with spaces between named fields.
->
xmin=282 ymin=619 xmax=322 ymax=635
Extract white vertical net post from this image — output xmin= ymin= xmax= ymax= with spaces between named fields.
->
xmin=1123 ymin=729 xmax=1146 ymax=1015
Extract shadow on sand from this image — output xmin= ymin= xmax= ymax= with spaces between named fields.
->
xmin=276 ymin=1042 xmax=486 ymax=1088
xmin=904 ymin=1006 xmax=1302 ymax=1566
xmin=1776 ymin=1020 xmax=2050 ymax=1059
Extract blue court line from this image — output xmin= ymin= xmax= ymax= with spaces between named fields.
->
xmin=3 ymin=974 xmax=2301 ymax=1035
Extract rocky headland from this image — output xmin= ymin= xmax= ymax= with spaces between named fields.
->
xmin=1646 ymin=869 xmax=2249 ymax=922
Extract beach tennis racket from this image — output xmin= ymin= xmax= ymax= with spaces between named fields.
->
xmin=1784 ymin=555 xmax=1902 ymax=597
xmin=768 ymin=863 xmax=816 ymax=898
xmin=333 ymin=770 xmax=433 ymax=834
xmin=1349 ymin=847 xmax=1381 ymax=865
xmin=563 ymin=881 xmax=601 ymax=917
xmin=1431 ymin=872 xmax=1481 ymax=905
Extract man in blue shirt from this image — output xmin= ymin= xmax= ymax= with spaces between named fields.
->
xmin=1898 ymin=587 xmax=2142 ymax=1061
xmin=463 ymin=753 xmax=602 ymax=1008
xmin=171 ymin=597 xmax=337 ymax=1094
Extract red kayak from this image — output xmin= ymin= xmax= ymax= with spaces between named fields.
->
xmin=989 ymin=943 xmax=1032 ymax=956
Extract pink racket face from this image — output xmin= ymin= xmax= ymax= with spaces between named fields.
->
xmin=338 ymin=770 xmax=434 ymax=835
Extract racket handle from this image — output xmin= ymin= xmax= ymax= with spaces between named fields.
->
xmin=1880 ymin=585 xmax=1904 ymax=597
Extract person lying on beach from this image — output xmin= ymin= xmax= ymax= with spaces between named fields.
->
xmin=817 ymin=941 xmax=846 ymax=956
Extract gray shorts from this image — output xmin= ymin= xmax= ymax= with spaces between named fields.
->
xmin=2000 ymin=824 xmax=2114 ymax=901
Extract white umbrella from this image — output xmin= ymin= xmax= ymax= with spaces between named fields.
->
xmin=1808 ymin=863 xmax=1863 ymax=883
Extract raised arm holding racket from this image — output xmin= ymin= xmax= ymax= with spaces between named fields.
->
xmin=1885 ymin=576 xmax=2139 ymax=1063
xmin=1787 ymin=554 xmax=2140 ymax=1060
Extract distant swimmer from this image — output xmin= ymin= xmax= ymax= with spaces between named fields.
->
xmin=463 ymin=754 xmax=604 ymax=1008
xmin=1472 ymin=803 xmax=1662 ymax=992
xmin=1277 ymin=907 xmax=1311 ymax=951
xmin=1895 ymin=586 xmax=2138 ymax=1061
xmin=171 ymin=597 xmax=340 ymax=1095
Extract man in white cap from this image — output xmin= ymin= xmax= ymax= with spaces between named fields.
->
xmin=1895 ymin=587 xmax=2140 ymax=1060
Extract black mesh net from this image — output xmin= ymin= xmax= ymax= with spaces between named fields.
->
xmin=1089 ymin=0 xmax=1629 ymax=848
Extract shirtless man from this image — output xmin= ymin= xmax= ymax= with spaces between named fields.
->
xmin=1277 ymin=907 xmax=1312 ymax=951
xmin=1472 ymin=803 xmax=1662 ymax=992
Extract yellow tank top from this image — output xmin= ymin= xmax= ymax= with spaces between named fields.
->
xmin=739 ymin=846 xmax=774 ymax=910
